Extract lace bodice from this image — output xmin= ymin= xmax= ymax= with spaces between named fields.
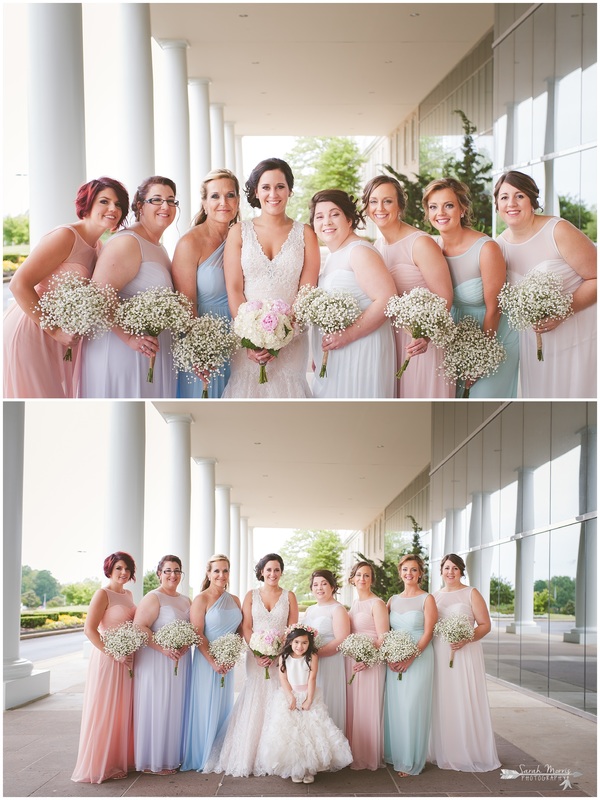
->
xmin=240 ymin=220 xmax=305 ymax=303
xmin=252 ymin=588 xmax=290 ymax=634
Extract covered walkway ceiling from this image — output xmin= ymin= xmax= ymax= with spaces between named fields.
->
xmin=153 ymin=401 xmax=432 ymax=530
xmin=150 ymin=3 xmax=494 ymax=136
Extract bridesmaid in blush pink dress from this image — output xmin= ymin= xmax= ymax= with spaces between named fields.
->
xmin=345 ymin=561 xmax=389 ymax=771
xmin=71 ymin=552 xmax=137 ymax=783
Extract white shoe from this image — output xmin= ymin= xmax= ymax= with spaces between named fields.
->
xmin=303 ymin=774 xmax=315 ymax=783
xmin=291 ymin=776 xmax=303 ymax=783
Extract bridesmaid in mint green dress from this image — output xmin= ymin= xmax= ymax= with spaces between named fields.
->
xmin=384 ymin=554 xmax=436 ymax=777
xmin=173 ymin=169 xmax=240 ymax=398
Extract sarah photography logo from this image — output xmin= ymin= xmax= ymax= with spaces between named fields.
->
xmin=501 ymin=764 xmax=582 ymax=791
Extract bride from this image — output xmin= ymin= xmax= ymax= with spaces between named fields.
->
xmin=222 ymin=158 xmax=320 ymax=398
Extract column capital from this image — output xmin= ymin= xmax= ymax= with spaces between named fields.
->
xmin=210 ymin=102 xmax=225 ymax=109
xmin=216 ymin=484 xmax=232 ymax=491
xmin=163 ymin=413 xmax=194 ymax=426
xmin=193 ymin=457 xmax=217 ymax=466
xmin=189 ymin=76 xmax=211 ymax=86
xmin=157 ymin=38 xmax=189 ymax=50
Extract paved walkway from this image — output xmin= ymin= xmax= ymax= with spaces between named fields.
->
xmin=3 ymin=651 xmax=596 ymax=798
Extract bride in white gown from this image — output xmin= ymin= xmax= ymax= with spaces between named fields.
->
xmin=222 ymin=158 xmax=320 ymax=398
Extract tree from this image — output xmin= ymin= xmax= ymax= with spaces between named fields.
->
xmin=3 ymin=213 xmax=29 ymax=246
xmin=143 ymin=570 xmax=160 ymax=595
xmin=489 ymin=575 xmax=514 ymax=607
xmin=62 ymin=578 xmax=101 ymax=606
xmin=21 ymin=590 xmax=41 ymax=609
xmin=280 ymin=529 xmax=344 ymax=603
xmin=33 ymin=570 xmax=61 ymax=603
xmin=533 ymin=576 xmax=576 ymax=613
xmin=380 ymin=164 xmax=435 ymax=230
xmin=558 ymin=195 xmax=595 ymax=234
xmin=533 ymin=588 xmax=549 ymax=614
xmin=358 ymin=522 xmax=429 ymax=600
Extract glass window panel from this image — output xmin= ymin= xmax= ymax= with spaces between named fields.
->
xmin=499 ymin=404 xmax=523 ymax=540
xmin=554 ymin=152 xmax=583 ymax=228
xmin=482 ymin=416 xmax=502 ymax=541
xmin=532 ymin=3 xmax=555 ymax=158
xmin=580 ymin=149 xmax=597 ymax=242
xmin=550 ymin=403 xmax=588 ymax=523
xmin=555 ymin=5 xmax=583 ymax=151
xmin=582 ymin=4 xmax=596 ymax=143
xmin=453 ymin=447 xmax=468 ymax=552
xmin=494 ymin=38 xmax=515 ymax=167
xmin=522 ymin=403 xmax=551 ymax=530
xmin=481 ymin=543 xmax=500 ymax=678
xmin=497 ymin=540 xmax=519 ymax=684
xmin=520 ymin=531 xmax=550 ymax=695
xmin=466 ymin=430 xmax=483 ymax=549
xmin=514 ymin=14 xmax=533 ymax=164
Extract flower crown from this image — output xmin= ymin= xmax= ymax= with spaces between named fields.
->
xmin=284 ymin=622 xmax=319 ymax=639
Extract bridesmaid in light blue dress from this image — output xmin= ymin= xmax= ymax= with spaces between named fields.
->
xmin=173 ymin=169 xmax=240 ymax=398
xmin=182 ymin=555 xmax=242 ymax=772
xmin=423 ymin=178 xmax=519 ymax=398
xmin=384 ymin=554 xmax=437 ymax=777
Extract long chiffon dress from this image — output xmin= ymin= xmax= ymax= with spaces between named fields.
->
xmin=223 ymin=220 xmax=311 ymax=398
xmin=345 ymin=597 xmax=386 ymax=770
xmin=375 ymin=231 xmax=454 ymax=398
xmin=303 ymin=601 xmax=347 ymax=731
xmin=437 ymin=235 xmax=519 ymax=398
xmin=181 ymin=592 xmax=242 ymax=771
xmin=71 ymin=588 xmax=135 ymax=783
xmin=4 ymin=226 xmax=100 ymax=398
xmin=177 ymin=241 xmax=232 ymax=399
xmin=204 ymin=588 xmax=290 ymax=776
xmin=81 ymin=230 xmax=176 ymax=398
xmin=497 ymin=217 xmax=597 ymax=398
xmin=428 ymin=586 xmax=501 ymax=772
xmin=311 ymin=240 xmax=395 ymax=398
xmin=133 ymin=590 xmax=192 ymax=773
xmin=384 ymin=594 xmax=434 ymax=775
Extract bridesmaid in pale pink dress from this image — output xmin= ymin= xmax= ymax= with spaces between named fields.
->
xmin=345 ymin=561 xmax=389 ymax=770
xmin=72 ymin=552 xmax=137 ymax=783
xmin=363 ymin=175 xmax=454 ymax=398
xmin=3 ymin=178 xmax=128 ymax=398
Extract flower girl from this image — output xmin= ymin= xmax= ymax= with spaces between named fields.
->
xmin=255 ymin=623 xmax=352 ymax=783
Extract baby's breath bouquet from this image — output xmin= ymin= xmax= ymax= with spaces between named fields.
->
xmin=440 ymin=316 xmax=507 ymax=398
xmin=385 ymin=288 xmax=454 ymax=379
xmin=153 ymin=619 xmax=201 ymax=675
xmin=115 ymin=287 xmax=194 ymax=382
xmin=249 ymin=629 xmax=283 ymax=679
xmin=233 ymin=299 xmax=294 ymax=384
xmin=337 ymin=633 xmax=381 ymax=684
xmin=208 ymin=632 xmax=246 ymax=687
xmin=36 ymin=272 xmax=119 ymax=362
xmin=100 ymin=621 xmax=148 ymax=678
xmin=379 ymin=629 xmax=420 ymax=681
xmin=498 ymin=271 xmax=573 ymax=361
xmin=433 ymin=614 xmax=474 ymax=668
xmin=172 ymin=313 xmax=239 ymax=397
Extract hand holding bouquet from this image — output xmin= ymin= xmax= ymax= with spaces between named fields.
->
xmin=233 ymin=299 xmax=294 ymax=384
xmin=433 ymin=614 xmax=474 ymax=667
xmin=100 ymin=621 xmax=148 ymax=677
xmin=153 ymin=619 xmax=201 ymax=675
xmin=208 ymin=633 xmax=246 ymax=687
xmin=249 ymin=629 xmax=283 ymax=678
xmin=439 ymin=316 xmax=507 ymax=397
xmin=337 ymin=633 xmax=381 ymax=684
xmin=172 ymin=313 xmax=239 ymax=397
xmin=379 ymin=629 xmax=420 ymax=680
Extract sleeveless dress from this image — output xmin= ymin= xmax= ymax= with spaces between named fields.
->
xmin=204 ymin=588 xmax=290 ymax=776
xmin=384 ymin=594 xmax=434 ymax=776
xmin=81 ymin=230 xmax=176 ymax=398
xmin=71 ymin=588 xmax=136 ymax=783
xmin=4 ymin=225 xmax=100 ymax=398
xmin=375 ymin=232 xmax=454 ymax=398
xmin=133 ymin=590 xmax=192 ymax=772
xmin=181 ymin=592 xmax=242 ymax=771
xmin=437 ymin=235 xmax=519 ymax=398
xmin=255 ymin=655 xmax=353 ymax=780
xmin=223 ymin=220 xmax=311 ymax=398
xmin=177 ymin=241 xmax=231 ymax=399
xmin=497 ymin=217 xmax=597 ymax=398
xmin=311 ymin=240 xmax=395 ymax=398
xmin=345 ymin=597 xmax=386 ymax=770
xmin=429 ymin=586 xmax=500 ymax=772
xmin=303 ymin=601 xmax=348 ymax=731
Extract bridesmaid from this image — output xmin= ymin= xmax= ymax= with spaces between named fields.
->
xmin=173 ymin=169 xmax=240 ymax=398
xmin=4 ymin=177 xmax=128 ymax=398
xmin=384 ymin=554 xmax=436 ymax=777
xmin=345 ymin=561 xmax=389 ymax=770
xmin=428 ymin=554 xmax=500 ymax=772
xmin=303 ymin=569 xmax=351 ymax=731
xmin=422 ymin=177 xmax=519 ymax=398
xmin=71 ymin=551 xmax=136 ymax=783
xmin=363 ymin=175 xmax=454 ymax=398
xmin=181 ymin=554 xmax=242 ymax=772
xmin=133 ymin=555 xmax=192 ymax=775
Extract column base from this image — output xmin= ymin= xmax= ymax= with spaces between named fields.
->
xmin=4 ymin=669 xmax=50 ymax=710
xmin=563 ymin=627 xmax=597 ymax=644
xmin=505 ymin=621 xmax=541 ymax=634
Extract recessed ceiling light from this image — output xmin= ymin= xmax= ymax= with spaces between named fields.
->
xmin=409 ymin=12 xmax=420 ymax=17
xmin=254 ymin=442 xmax=261 ymax=445
xmin=251 ymin=61 xmax=260 ymax=65
xmin=238 ymin=13 xmax=248 ymax=17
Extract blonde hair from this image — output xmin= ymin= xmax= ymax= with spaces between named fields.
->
xmin=201 ymin=553 xmax=231 ymax=591
xmin=192 ymin=169 xmax=240 ymax=226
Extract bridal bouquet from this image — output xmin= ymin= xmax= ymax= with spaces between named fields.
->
xmin=233 ymin=299 xmax=294 ymax=384
xmin=439 ymin=316 xmax=507 ymax=398
xmin=293 ymin=285 xmax=361 ymax=377
xmin=249 ymin=629 xmax=283 ymax=679
xmin=433 ymin=614 xmax=474 ymax=668
xmin=385 ymin=288 xmax=454 ymax=379
xmin=36 ymin=272 xmax=118 ymax=362
xmin=498 ymin=271 xmax=573 ymax=361
xmin=379 ymin=629 xmax=420 ymax=681
xmin=100 ymin=621 xmax=148 ymax=677
xmin=153 ymin=619 xmax=201 ymax=675
xmin=208 ymin=632 xmax=246 ymax=688
xmin=337 ymin=633 xmax=381 ymax=684
xmin=172 ymin=313 xmax=239 ymax=397
xmin=115 ymin=287 xmax=194 ymax=382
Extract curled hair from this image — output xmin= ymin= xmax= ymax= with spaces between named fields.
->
xmin=201 ymin=553 xmax=231 ymax=591
xmin=493 ymin=170 xmax=540 ymax=211
xmin=132 ymin=175 xmax=177 ymax=221
xmin=440 ymin=553 xmax=466 ymax=576
xmin=103 ymin=551 xmax=136 ymax=581
xmin=156 ymin=554 xmax=182 ymax=576
xmin=279 ymin=626 xmax=318 ymax=674
xmin=422 ymin=177 xmax=473 ymax=228
xmin=192 ymin=168 xmax=240 ymax=227
xmin=397 ymin=553 xmax=425 ymax=581
xmin=309 ymin=189 xmax=364 ymax=230
xmin=254 ymin=553 xmax=284 ymax=582
xmin=362 ymin=175 xmax=407 ymax=216
xmin=349 ymin=560 xmax=375 ymax=585
xmin=310 ymin=569 xmax=340 ymax=594
xmin=245 ymin=158 xmax=294 ymax=209
xmin=75 ymin=177 xmax=129 ymax=228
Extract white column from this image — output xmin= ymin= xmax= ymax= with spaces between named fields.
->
xmin=106 ymin=403 xmax=146 ymax=605
xmin=164 ymin=413 xmax=193 ymax=599
xmin=189 ymin=78 xmax=212 ymax=194
xmin=191 ymin=458 xmax=217 ymax=597
xmin=229 ymin=503 xmax=241 ymax=596
xmin=28 ymin=4 xmax=86 ymax=246
xmin=210 ymin=103 xmax=226 ymax=168
xmin=235 ymin=135 xmax=244 ymax=182
xmin=247 ymin=526 xmax=255 ymax=591
xmin=224 ymin=121 xmax=236 ymax=172
xmin=507 ymin=468 xmax=540 ymax=634
xmin=215 ymin=485 xmax=231 ymax=556
xmin=4 ymin=403 xmax=50 ymax=709
xmin=239 ymin=516 xmax=249 ymax=597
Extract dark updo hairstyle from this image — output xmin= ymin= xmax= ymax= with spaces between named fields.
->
xmin=422 ymin=177 xmax=473 ymax=228
xmin=493 ymin=170 xmax=541 ymax=211
xmin=75 ymin=177 xmax=129 ymax=228
xmin=103 ymin=551 xmax=136 ymax=581
xmin=362 ymin=174 xmax=407 ymax=216
xmin=245 ymin=158 xmax=294 ymax=209
xmin=132 ymin=175 xmax=177 ymax=221
xmin=440 ymin=553 xmax=466 ymax=576
xmin=156 ymin=554 xmax=182 ymax=577
xmin=309 ymin=189 xmax=364 ymax=231
xmin=280 ymin=625 xmax=318 ymax=673
xmin=254 ymin=553 xmax=284 ymax=582
xmin=310 ymin=569 xmax=340 ymax=594
xmin=349 ymin=560 xmax=376 ymax=585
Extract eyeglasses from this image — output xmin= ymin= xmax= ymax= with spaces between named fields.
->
xmin=145 ymin=197 xmax=179 ymax=207
xmin=161 ymin=569 xmax=184 ymax=576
